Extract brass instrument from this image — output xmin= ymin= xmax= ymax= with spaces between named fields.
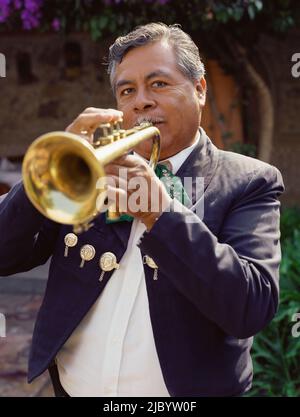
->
xmin=22 ymin=121 xmax=160 ymax=233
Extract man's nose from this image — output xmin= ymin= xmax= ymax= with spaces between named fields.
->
xmin=133 ymin=89 xmax=156 ymax=112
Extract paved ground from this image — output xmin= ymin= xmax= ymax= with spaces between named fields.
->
xmin=0 ymin=262 xmax=54 ymax=397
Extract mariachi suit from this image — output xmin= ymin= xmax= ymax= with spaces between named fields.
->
xmin=0 ymin=129 xmax=284 ymax=396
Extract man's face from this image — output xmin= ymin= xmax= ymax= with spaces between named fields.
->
xmin=113 ymin=40 xmax=206 ymax=160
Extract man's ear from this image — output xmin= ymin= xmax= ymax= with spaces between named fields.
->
xmin=195 ymin=77 xmax=206 ymax=105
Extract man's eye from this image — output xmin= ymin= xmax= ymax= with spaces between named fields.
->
xmin=121 ymin=88 xmax=133 ymax=96
xmin=152 ymin=81 xmax=167 ymax=88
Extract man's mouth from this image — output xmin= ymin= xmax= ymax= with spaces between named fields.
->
xmin=135 ymin=116 xmax=165 ymax=127
xmin=152 ymin=121 xmax=164 ymax=126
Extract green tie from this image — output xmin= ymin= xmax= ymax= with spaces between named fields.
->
xmin=154 ymin=163 xmax=191 ymax=206
xmin=105 ymin=163 xmax=191 ymax=223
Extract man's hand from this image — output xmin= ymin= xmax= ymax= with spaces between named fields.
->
xmin=66 ymin=107 xmax=124 ymax=142
xmin=66 ymin=108 xmax=172 ymax=231
xmin=105 ymin=155 xmax=172 ymax=231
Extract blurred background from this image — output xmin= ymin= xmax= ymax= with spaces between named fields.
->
xmin=0 ymin=0 xmax=299 ymax=397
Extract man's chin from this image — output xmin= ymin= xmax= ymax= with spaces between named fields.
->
xmin=133 ymin=145 xmax=152 ymax=160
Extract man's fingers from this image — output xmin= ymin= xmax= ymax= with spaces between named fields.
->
xmin=66 ymin=109 xmax=123 ymax=135
xmin=82 ymin=107 xmax=122 ymax=116
xmin=106 ymin=185 xmax=128 ymax=213
xmin=112 ymin=154 xmax=148 ymax=167
xmin=106 ymin=175 xmax=128 ymax=192
xmin=105 ymin=155 xmax=151 ymax=178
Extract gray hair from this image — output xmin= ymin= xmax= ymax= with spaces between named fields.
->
xmin=107 ymin=22 xmax=205 ymax=95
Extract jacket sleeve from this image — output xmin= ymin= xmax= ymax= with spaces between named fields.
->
xmin=138 ymin=165 xmax=285 ymax=339
xmin=0 ymin=181 xmax=60 ymax=276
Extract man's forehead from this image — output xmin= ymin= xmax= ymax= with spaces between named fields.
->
xmin=123 ymin=39 xmax=173 ymax=60
xmin=114 ymin=41 xmax=178 ymax=84
xmin=118 ymin=40 xmax=175 ymax=67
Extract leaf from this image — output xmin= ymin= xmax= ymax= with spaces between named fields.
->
xmin=254 ymin=0 xmax=263 ymax=12
xmin=98 ymin=15 xmax=109 ymax=30
xmin=248 ymin=5 xmax=256 ymax=20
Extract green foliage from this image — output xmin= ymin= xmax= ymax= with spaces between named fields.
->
xmin=228 ymin=141 xmax=257 ymax=157
xmin=0 ymin=0 xmax=299 ymax=41
xmin=211 ymin=0 xmax=263 ymax=23
xmin=248 ymin=207 xmax=300 ymax=397
xmin=280 ymin=208 xmax=300 ymax=243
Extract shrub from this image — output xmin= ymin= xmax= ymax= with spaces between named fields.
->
xmin=249 ymin=208 xmax=300 ymax=397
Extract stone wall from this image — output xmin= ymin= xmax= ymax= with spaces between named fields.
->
xmin=0 ymin=33 xmax=115 ymax=156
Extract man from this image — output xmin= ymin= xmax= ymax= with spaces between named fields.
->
xmin=0 ymin=23 xmax=284 ymax=397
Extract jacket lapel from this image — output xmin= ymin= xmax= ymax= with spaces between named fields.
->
xmin=176 ymin=128 xmax=219 ymax=207
xmin=92 ymin=211 xmax=133 ymax=250
xmin=109 ymin=219 xmax=134 ymax=249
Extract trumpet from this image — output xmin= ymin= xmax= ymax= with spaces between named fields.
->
xmin=22 ymin=121 xmax=160 ymax=233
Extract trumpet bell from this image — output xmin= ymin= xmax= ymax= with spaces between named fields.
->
xmin=22 ymin=131 xmax=106 ymax=226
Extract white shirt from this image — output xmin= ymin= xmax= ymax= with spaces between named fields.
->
xmin=137 ymin=131 xmax=200 ymax=175
xmin=56 ymin=132 xmax=200 ymax=397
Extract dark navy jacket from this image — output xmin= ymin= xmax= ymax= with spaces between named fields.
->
xmin=0 ymin=130 xmax=285 ymax=396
